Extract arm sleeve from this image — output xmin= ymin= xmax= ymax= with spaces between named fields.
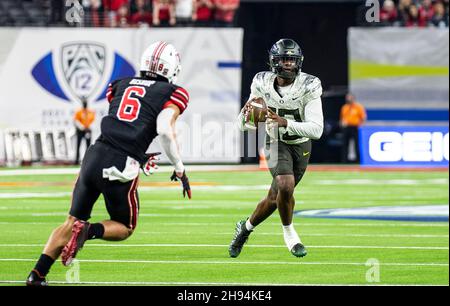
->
xmin=163 ymin=87 xmax=189 ymax=114
xmin=237 ymin=112 xmax=250 ymax=131
xmin=285 ymin=97 xmax=324 ymax=140
xmin=156 ymin=108 xmax=185 ymax=173
xmin=236 ymin=75 xmax=260 ymax=132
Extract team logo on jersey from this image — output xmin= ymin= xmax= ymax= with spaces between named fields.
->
xmin=31 ymin=42 xmax=135 ymax=104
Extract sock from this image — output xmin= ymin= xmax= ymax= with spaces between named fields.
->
xmin=282 ymin=224 xmax=301 ymax=250
xmin=245 ymin=219 xmax=255 ymax=231
xmin=87 ymin=223 xmax=105 ymax=240
xmin=33 ymin=254 xmax=55 ymax=277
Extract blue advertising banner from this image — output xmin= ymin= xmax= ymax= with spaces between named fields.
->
xmin=359 ymin=126 xmax=449 ymax=167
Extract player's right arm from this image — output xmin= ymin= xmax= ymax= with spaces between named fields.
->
xmin=237 ymin=73 xmax=263 ymax=131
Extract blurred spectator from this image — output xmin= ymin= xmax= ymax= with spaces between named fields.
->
xmin=193 ymin=0 xmax=214 ymax=26
xmin=175 ymin=0 xmax=193 ymax=26
xmin=50 ymin=0 xmax=65 ymax=24
xmin=375 ymin=0 xmax=449 ymax=27
xmin=153 ymin=0 xmax=176 ymax=26
xmin=103 ymin=0 xmax=130 ymax=11
xmin=430 ymin=0 xmax=449 ymax=27
xmin=339 ymin=93 xmax=366 ymax=164
xmin=380 ymin=0 xmax=398 ymax=25
xmin=419 ymin=0 xmax=435 ymax=26
xmin=130 ymin=0 xmax=152 ymax=26
xmin=83 ymin=0 xmax=104 ymax=27
xmin=103 ymin=0 xmax=130 ymax=26
xmin=405 ymin=4 xmax=421 ymax=26
xmin=115 ymin=3 xmax=131 ymax=27
xmin=214 ymin=0 xmax=240 ymax=27
xmin=74 ymin=99 xmax=95 ymax=165
xmin=397 ymin=0 xmax=413 ymax=26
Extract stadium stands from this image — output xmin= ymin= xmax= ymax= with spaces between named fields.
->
xmin=357 ymin=0 xmax=449 ymax=27
xmin=0 ymin=0 xmax=448 ymax=28
xmin=0 ymin=0 xmax=50 ymax=27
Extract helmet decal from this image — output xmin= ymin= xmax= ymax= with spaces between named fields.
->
xmin=150 ymin=41 xmax=168 ymax=73
xmin=140 ymin=41 xmax=181 ymax=84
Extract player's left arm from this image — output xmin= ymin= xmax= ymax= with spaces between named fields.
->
xmin=157 ymin=89 xmax=192 ymax=199
xmin=285 ymin=98 xmax=324 ymax=140
xmin=284 ymin=78 xmax=324 ymax=140
xmin=157 ymin=104 xmax=184 ymax=173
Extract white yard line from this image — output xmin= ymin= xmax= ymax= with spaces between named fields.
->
xmin=0 ymin=258 xmax=447 ymax=267
xmin=0 ymin=192 xmax=71 ymax=199
xmin=0 ymin=221 xmax=446 ymax=228
xmin=4 ymin=211 xmax=447 ymax=220
xmin=136 ymin=232 xmax=449 ymax=239
xmin=316 ymin=179 xmax=449 ymax=185
xmin=160 ymin=222 xmax=449 ymax=227
xmin=0 ymin=165 xmax=261 ymax=177
xmin=0 ymin=168 xmax=80 ymax=176
xmin=0 ymin=228 xmax=447 ymax=239
xmin=139 ymin=185 xmax=271 ymax=191
xmin=0 ymin=280 xmax=444 ymax=286
xmin=0 ymin=244 xmax=447 ymax=250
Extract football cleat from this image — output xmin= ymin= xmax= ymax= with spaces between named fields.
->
xmin=228 ymin=220 xmax=252 ymax=258
xmin=26 ymin=269 xmax=48 ymax=286
xmin=290 ymin=243 xmax=307 ymax=258
xmin=61 ymin=220 xmax=90 ymax=266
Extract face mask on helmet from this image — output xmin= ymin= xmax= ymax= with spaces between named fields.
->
xmin=270 ymin=55 xmax=302 ymax=79
xmin=269 ymin=39 xmax=304 ymax=80
xmin=139 ymin=41 xmax=181 ymax=84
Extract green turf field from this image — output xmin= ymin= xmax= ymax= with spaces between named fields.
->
xmin=0 ymin=167 xmax=448 ymax=286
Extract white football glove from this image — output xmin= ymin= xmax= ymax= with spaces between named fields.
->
xmin=142 ymin=152 xmax=161 ymax=176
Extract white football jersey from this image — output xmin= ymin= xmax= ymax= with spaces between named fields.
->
xmin=248 ymin=71 xmax=323 ymax=144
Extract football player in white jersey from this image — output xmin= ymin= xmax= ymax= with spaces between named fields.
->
xmin=229 ymin=38 xmax=324 ymax=258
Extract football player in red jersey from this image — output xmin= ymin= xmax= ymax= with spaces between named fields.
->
xmin=26 ymin=41 xmax=192 ymax=286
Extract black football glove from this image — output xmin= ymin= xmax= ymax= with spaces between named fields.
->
xmin=170 ymin=170 xmax=192 ymax=199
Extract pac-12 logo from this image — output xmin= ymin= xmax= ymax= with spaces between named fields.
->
xmin=31 ymin=42 xmax=135 ymax=104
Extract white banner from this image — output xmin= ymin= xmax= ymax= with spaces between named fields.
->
xmin=0 ymin=28 xmax=243 ymax=163
xmin=348 ymin=28 xmax=449 ymax=111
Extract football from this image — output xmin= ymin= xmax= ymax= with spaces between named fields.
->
xmin=244 ymin=97 xmax=268 ymax=130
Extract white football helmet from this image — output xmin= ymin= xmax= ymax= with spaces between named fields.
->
xmin=139 ymin=41 xmax=181 ymax=84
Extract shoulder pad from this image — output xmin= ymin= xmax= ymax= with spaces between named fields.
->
xmin=251 ymin=71 xmax=274 ymax=94
xmin=302 ymin=73 xmax=322 ymax=101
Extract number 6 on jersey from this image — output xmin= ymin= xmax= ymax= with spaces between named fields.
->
xmin=117 ymin=86 xmax=146 ymax=122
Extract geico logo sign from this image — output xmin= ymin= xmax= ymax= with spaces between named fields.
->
xmin=369 ymin=132 xmax=449 ymax=162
